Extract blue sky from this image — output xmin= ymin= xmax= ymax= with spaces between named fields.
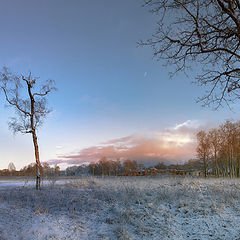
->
xmin=0 ymin=0 xmax=239 ymax=169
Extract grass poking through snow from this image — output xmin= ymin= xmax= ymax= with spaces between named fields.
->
xmin=0 ymin=176 xmax=240 ymax=239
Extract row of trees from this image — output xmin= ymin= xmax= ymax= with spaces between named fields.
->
xmin=71 ymin=158 xmax=141 ymax=176
xmin=0 ymin=162 xmax=60 ymax=177
xmin=197 ymin=120 xmax=240 ymax=178
xmin=1 ymin=158 xmax=204 ymax=177
xmin=0 ymin=159 xmax=143 ymax=177
xmin=67 ymin=158 xmax=203 ymax=176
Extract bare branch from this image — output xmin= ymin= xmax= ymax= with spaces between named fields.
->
xmin=141 ymin=0 xmax=240 ymax=108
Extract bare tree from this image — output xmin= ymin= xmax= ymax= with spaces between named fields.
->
xmin=141 ymin=0 xmax=240 ymax=108
xmin=8 ymin=162 xmax=16 ymax=172
xmin=219 ymin=120 xmax=239 ymax=177
xmin=208 ymin=128 xmax=221 ymax=177
xmin=0 ymin=67 xmax=56 ymax=190
xmin=196 ymin=130 xmax=211 ymax=177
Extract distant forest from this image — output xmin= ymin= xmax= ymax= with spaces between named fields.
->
xmin=0 ymin=158 xmax=201 ymax=177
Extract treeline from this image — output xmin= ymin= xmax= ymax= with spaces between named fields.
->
xmin=0 ymin=159 xmax=143 ymax=177
xmin=0 ymin=158 xmax=203 ymax=177
xmin=66 ymin=158 xmax=141 ymax=176
xmin=0 ymin=162 xmax=60 ymax=177
xmin=65 ymin=158 xmax=202 ymax=176
xmin=197 ymin=120 xmax=240 ymax=178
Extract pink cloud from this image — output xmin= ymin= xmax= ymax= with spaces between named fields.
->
xmin=47 ymin=120 xmax=201 ymax=166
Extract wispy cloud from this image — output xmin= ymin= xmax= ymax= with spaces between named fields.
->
xmin=47 ymin=120 xmax=201 ymax=166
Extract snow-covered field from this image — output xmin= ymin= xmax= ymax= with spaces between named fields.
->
xmin=0 ymin=176 xmax=240 ymax=240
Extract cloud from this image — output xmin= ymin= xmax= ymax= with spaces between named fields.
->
xmin=47 ymin=120 xmax=201 ymax=166
xmin=56 ymin=145 xmax=63 ymax=149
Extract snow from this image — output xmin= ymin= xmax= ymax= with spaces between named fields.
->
xmin=0 ymin=176 xmax=240 ymax=239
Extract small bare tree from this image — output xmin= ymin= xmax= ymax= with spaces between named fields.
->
xmin=8 ymin=162 xmax=16 ymax=176
xmin=0 ymin=67 xmax=56 ymax=190
xmin=141 ymin=0 xmax=240 ymax=108
xmin=8 ymin=162 xmax=16 ymax=171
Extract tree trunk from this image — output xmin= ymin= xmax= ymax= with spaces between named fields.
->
xmin=27 ymin=81 xmax=41 ymax=190
xmin=238 ymin=157 xmax=240 ymax=178
xmin=214 ymin=149 xmax=219 ymax=177
xmin=32 ymin=130 xmax=41 ymax=190
xmin=203 ymin=153 xmax=207 ymax=178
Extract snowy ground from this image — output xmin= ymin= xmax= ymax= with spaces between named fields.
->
xmin=0 ymin=176 xmax=240 ymax=240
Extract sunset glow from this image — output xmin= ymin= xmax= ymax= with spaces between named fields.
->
xmin=47 ymin=120 xmax=199 ymax=168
